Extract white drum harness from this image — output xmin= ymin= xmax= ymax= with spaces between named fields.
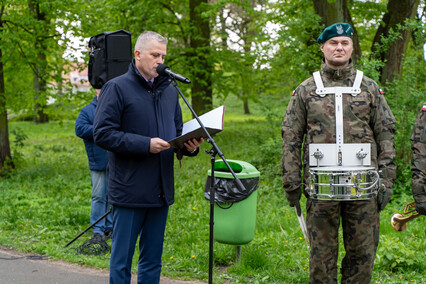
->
xmin=307 ymin=70 xmax=381 ymax=200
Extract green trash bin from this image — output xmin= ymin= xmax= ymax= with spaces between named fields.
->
xmin=205 ymin=159 xmax=260 ymax=245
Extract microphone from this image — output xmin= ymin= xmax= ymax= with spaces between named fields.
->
xmin=156 ymin=64 xmax=191 ymax=84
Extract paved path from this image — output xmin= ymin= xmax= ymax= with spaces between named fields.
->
xmin=0 ymin=247 xmax=204 ymax=284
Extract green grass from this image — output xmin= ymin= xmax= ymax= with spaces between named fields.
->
xmin=1 ymin=94 xmax=425 ymax=283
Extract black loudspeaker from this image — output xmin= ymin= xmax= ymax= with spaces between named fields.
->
xmin=88 ymin=30 xmax=132 ymax=89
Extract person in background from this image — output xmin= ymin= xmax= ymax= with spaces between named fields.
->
xmin=281 ymin=23 xmax=396 ymax=283
xmin=75 ymin=89 xmax=113 ymax=243
xmin=93 ymin=31 xmax=203 ymax=284
xmin=410 ymin=102 xmax=426 ymax=215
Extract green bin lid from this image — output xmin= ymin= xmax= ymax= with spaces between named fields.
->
xmin=207 ymin=159 xmax=260 ymax=179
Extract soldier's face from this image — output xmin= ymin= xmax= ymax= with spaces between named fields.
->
xmin=321 ymin=36 xmax=353 ymax=69
xmin=134 ymin=40 xmax=167 ymax=81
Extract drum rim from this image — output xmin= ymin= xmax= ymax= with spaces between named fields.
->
xmin=307 ymin=166 xmax=380 ymax=200
xmin=309 ymin=166 xmax=376 ymax=171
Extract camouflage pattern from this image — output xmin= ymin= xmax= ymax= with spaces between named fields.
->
xmin=306 ymin=198 xmax=379 ymax=284
xmin=410 ymin=103 xmax=426 ymax=215
xmin=281 ymin=62 xmax=396 ymax=283
xmin=281 ymin=62 xmax=397 ymax=199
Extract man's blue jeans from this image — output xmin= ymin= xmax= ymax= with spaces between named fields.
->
xmin=90 ymin=170 xmax=112 ymax=235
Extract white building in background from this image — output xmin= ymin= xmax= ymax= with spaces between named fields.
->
xmin=47 ymin=62 xmax=91 ymax=105
xmin=65 ymin=62 xmax=91 ymax=93
xmin=69 ymin=68 xmax=90 ymax=93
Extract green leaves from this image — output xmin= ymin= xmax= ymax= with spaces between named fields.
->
xmin=2 ymin=93 xmax=425 ymax=282
xmin=0 ymin=1 xmax=425 ymax=281
xmin=376 ymin=235 xmax=418 ymax=272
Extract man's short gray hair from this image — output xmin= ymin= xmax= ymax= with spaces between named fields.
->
xmin=135 ymin=31 xmax=168 ymax=52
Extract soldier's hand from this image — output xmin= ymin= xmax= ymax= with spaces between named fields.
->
xmin=415 ymin=202 xmax=426 ymax=215
xmin=295 ymin=202 xmax=302 ymax=216
xmin=377 ymin=184 xmax=392 ymax=211
xmin=412 ymin=183 xmax=426 ymax=215
xmin=285 ymin=189 xmax=301 ymax=208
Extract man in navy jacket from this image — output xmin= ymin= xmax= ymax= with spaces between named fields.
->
xmin=75 ymin=91 xmax=112 ymax=242
xmin=93 ymin=31 xmax=203 ymax=284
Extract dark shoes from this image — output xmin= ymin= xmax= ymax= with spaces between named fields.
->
xmin=76 ymin=233 xmax=110 ymax=255
xmin=104 ymin=229 xmax=113 ymax=240
xmin=91 ymin=233 xmax=104 ymax=243
xmin=92 ymin=230 xmax=113 ymax=242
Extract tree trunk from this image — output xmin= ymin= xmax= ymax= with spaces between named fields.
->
xmin=29 ymin=0 xmax=49 ymax=123
xmin=243 ymin=99 xmax=250 ymax=115
xmin=189 ymin=0 xmax=213 ymax=115
xmin=313 ymin=0 xmax=361 ymax=64
xmin=0 ymin=45 xmax=13 ymax=172
xmin=372 ymin=0 xmax=419 ymax=85
xmin=0 ymin=10 xmax=13 ymax=172
xmin=33 ymin=65 xmax=49 ymax=124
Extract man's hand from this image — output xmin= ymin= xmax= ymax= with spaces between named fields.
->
xmin=150 ymin=138 xmax=170 ymax=153
xmin=285 ymin=188 xmax=301 ymax=208
xmin=184 ymin=137 xmax=204 ymax=153
xmin=295 ymin=201 xmax=302 ymax=216
xmin=377 ymin=184 xmax=392 ymax=211
xmin=415 ymin=202 xmax=426 ymax=215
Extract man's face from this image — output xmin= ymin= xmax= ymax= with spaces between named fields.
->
xmin=321 ymin=36 xmax=353 ymax=69
xmin=134 ymin=40 xmax=167 ymax=81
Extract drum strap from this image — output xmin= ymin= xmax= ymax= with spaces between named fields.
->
xmin=312 ymin=70 xmax=363 ymax=97
xmin=313 ymin=70 xmax=363 ymax=165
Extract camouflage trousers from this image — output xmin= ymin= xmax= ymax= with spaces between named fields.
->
xmin=306 ymin=198 xmax=380 ymax=284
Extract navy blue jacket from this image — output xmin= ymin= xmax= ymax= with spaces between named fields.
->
xmin=93 ymin=60 xmax=194 ymax=208
xmin=75 ymin=96 xmax=108 ymax=171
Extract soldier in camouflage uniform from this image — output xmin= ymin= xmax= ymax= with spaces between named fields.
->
xmin=281 ymin=23 xmax=396 ymax=284
xmin=410 ymin=103 xmax=426 ymax=215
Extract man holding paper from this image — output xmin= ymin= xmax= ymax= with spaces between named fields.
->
xmin=169 ymin=105 xmax=225 ymax=149
xmin=93 ymin=31 xmax=203 ymax=284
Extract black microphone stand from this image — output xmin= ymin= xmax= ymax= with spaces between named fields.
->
xmin=170 ymin=79 xmax=246 ymax=284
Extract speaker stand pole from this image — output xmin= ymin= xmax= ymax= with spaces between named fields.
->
xmin=207 ymin=146 xmax=218 ymax=284
xmin=170 ymin=79 xmax=246 ymax=284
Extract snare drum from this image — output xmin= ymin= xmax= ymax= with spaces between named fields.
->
xmin=307 ymin=166 xmax=380 ymax=200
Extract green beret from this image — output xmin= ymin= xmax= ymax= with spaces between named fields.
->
xmin=317 ymin=23 xmax=354 ymax=44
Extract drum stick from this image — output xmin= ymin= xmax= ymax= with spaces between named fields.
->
xmin=295 ymin=203 xmax=310 ymax=249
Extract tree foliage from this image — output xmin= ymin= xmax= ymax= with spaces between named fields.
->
xmin=0 ymin=0 xmax=425 ymax=178
xmin=0 ymin=0 xmax=83 ymax=171
xmin=189 ymin=0 xmax=213 ymax=115
xmin=210 ymin=0 xmax=272 ymax=114
xmin=372 ymin=0 xmax=420 ymax=85
xmin=312 ymin=0 xmax=362 ymax=64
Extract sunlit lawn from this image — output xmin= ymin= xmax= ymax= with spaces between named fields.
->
xmin=0 ymin=94 xmax=425 ymax=283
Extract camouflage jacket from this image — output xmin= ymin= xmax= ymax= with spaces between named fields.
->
xmin=410 ymin=103 xmax=426 ymax=205
xmin=281 ymin=62 xmax=396 ymax=197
